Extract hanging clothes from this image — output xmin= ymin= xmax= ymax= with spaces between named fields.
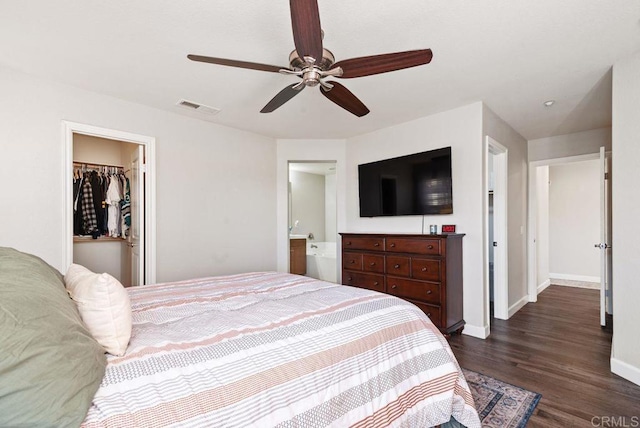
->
xmin=73 ymin=171 xmax=85 ymax=235
xmin=121 ymin=176 xmax=131 ymax=238
xmin=105 ymin=175 xmax=122 ymax=237
xmin=81 ymin=178 xmax=97 ymax=234
xmin=73 ymin=163 xmax=129 ymax=238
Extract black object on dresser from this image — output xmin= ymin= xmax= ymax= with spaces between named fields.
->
xmin=340 ymin=233 xmax=465 ymax=336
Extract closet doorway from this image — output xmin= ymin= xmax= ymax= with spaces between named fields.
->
xmin=63 ymin=121 xmax=156 ymax=286
xmin=485 ymin=136 xmax=509 ymax=327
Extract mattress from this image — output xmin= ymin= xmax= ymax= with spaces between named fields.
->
xmin=82 ymin=272 xmax=480 ymax=427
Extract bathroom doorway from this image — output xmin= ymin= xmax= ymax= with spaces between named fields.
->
xmin=288 ymin=161 xmax=338 ymax=283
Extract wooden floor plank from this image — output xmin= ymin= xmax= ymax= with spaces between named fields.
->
xmin=449 ymin=285 xmax=640 ymax=427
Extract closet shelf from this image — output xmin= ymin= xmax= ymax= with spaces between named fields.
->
xmin=73 ymin=236 xmax=127 ymax=243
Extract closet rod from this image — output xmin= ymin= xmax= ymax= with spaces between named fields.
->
xmin=73 ymin=161 xmax=124 ymax=169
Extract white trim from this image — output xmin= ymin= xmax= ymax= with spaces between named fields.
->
xmin=527 ymin=165 xmax=538 ymax=302
xmin=530 ymin=152 xmax=600 ymax=168
xmin=508 ymin=295 xmax=529 ymax=317
xmin=549 ymin=273 xmax=601 ymax=283
xmin=527 ymin=151 xmax=601 ymax=303
xmin=611 ymin=358 xmax=640 ymax=387
xmin=62 ymin=121 xmax=157 ymax=284
xmin=537 ymin=278 xmax=551 ymax=294
xmin=462 ymin=323 xmax=489 ymax=339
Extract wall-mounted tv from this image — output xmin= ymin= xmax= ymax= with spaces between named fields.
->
xmin=358 ymin=147 xmax=453 ymax=217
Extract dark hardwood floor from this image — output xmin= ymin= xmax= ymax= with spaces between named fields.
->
xmin=449 ymin=285 xmax=640 ymax=427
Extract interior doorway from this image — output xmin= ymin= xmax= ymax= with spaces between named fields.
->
xmin=288 ymin=161 xmax=338 ymax=283
xmin=63 ymin=121 xmax=156 ymax=285
xmin=485 ymin=137 xmax=509 ymax=327
xmin=527 ymin=150 xmax=611 ymax=326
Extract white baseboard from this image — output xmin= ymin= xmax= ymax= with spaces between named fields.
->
xmin=550 ymin=273 xmax=600 ymax=283
xmin=508 ymin=295 xmax=529 ymax=318
xmin=611 ymin=358 xmax=640 ymax=387
xmin=537 ymin=279 xmax=551 ymax=294
xmin=462 ymin=323 xmax=489 ymax=339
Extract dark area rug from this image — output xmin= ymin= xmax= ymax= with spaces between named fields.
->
xmin=462 ymin=368 xmax=541 ymax=428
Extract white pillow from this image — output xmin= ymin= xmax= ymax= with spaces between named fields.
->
xmin=64 ymin=264 xmax=132 ymax=356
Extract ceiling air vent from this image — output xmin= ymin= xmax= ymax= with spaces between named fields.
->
xmin=176 ymin=99 xmax=221 ymax=116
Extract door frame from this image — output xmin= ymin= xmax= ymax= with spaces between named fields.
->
xmin=62 ymin=121 xmax=157 ymax=284
xmin=485 ymin=136 xmax=509 ymax=322
xmin=527 ymin=152 xmax=600 ymax=301
xmin=287 ymin=160 xmax=338 ymax=281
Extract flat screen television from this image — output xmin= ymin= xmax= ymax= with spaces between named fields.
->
xmin=358 ymin=147 xmax=453 ymax=217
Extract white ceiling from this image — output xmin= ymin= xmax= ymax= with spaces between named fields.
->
xmin=1 ymin=1 xmax=638 ymax=140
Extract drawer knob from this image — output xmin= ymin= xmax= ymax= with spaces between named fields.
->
xmin=370 ymin=262 xmax=376 ymax=266
xmin=427 ymin=245 xmax=434 ymax=249
xmin=348 ymin=277 xmax=352 ymax=281
xmin=391 ymin=284 xmax=397 ymax=289
xmin=426 ymin=290 xmax=433 ymax=295
xmin=346 ymin=241 xmax=352 ymax=245
xmin=394 ymin=264 xmax=400 ymax=269
xmin=427 ymin=313 xmax=431 ymax=317
xmin=373 ymin=281 xmax=379 ymax=286
xmin=350 ymin=260 xmax=355 ymax=264
xmin=390 ymin=243 xmax=396 ymax=248
xmin=374 ymin=242 xmax=380 ymax=247
xmin=421 ymin=267 xmax=427 ymax=272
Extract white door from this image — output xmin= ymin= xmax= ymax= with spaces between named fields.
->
xmin=487 ymin=137 xmax=509 ymax=321
xmin=597 ymin=147 xmax=612 ymax=326
xmin=130 ymin=145 xmax=145 ymax=286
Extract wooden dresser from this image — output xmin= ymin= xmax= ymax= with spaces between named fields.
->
xmin=340 ymin=233 xmax=465 ymax=336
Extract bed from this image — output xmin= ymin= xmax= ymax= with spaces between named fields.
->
xmin=0 ymin=247 xmax=480 ymax=428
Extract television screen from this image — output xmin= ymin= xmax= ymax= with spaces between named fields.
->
xmin=358 ymin=147 xmax=453 ymax=216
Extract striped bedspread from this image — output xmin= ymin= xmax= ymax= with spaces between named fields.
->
xmin=82 ymin=272 xmax=480 ymax=427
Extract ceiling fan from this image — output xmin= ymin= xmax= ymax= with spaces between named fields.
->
xmin=188 ymin=0 xmax=433 ymax=117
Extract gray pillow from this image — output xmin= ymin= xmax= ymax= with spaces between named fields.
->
xmin=0 ymin=247 xmax=106 ymax=427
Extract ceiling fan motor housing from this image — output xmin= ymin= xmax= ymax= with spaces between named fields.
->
xmin=289 ymin=48 xmax=337 ymax=86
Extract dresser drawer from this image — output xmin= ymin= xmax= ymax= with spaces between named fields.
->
xmin=407 ymin=300 xmax=442 ymax=327
xmin=386 ymin=237 xmax=442 ymax=255
xmin=342 ymin=236 xmax=384 ymax=251
xmin=386 ymin=277 xmax=440 ymax=304
xmin=363 ymin=254 xmax=385 ymax=273
xmin=342 ymin=271 xmax=385 ymax=293
xmin=411 ymin=258 xmax=442 ymax=282
xmin=386 ymin=255 xmax=410 ymax=277
xmin=343 ymin=252 xmax=363 ymax=271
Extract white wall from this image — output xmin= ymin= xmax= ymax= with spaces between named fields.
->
xmin=536 ymin=166 xmax=550 ymax=291
xmin=347 ymin=103 xmax=487 ymax=335
xmin=0 ymin=64 xmax=277 ymax=281
xmin=548 ymin=160 xmax=600 ymax=281
xmin=483 ymin=105 xmax=529 ymax=313
xmin=529 ymin=127 xmax=611 ymax=162
xmin=289 ymin=170 xmax=325 ymax=242
xmin=611 ymin=51 xmax=640 ymax=386
xmin=276 ymin=140 xmax=347 ymax=274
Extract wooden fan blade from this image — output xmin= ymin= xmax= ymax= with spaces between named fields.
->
xmin=333 ymin=49 xmax=433 ymax=79
xmin=188 ymin=54 xmax=285 ymax=73
xmin=261 ymin=83 xmax=306 ymax=113
xmin=289 ymin=0 xmax=323 ymax=63
xmin=320 ymin=82 xmax=370 ymax=117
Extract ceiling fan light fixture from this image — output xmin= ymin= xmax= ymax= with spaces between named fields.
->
xmin=543 ymin=100 xmax=555 ymax=107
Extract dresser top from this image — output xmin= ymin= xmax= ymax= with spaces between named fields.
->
xmin=339 ymin=232 xmax=465 ymax=238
